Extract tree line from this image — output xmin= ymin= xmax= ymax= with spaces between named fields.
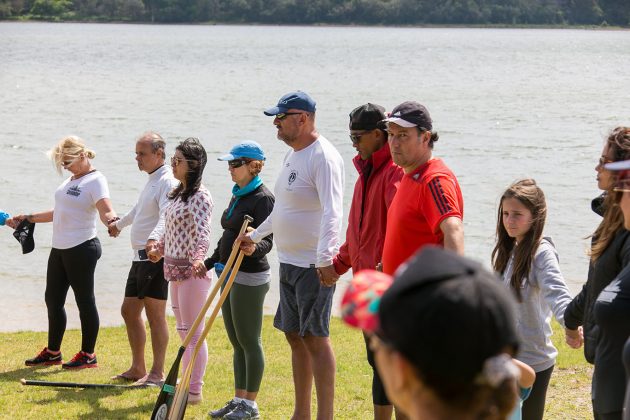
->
xmin=1 ymin=0 xmax=629 ymax=26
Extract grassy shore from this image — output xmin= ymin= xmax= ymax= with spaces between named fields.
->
xmin=0 ymin=317 xmax=592 ymax=419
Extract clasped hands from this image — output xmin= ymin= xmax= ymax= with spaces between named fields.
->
xmin=143 ymin=239 xmax=207 ymax=278
xmin=565 ymin=326 xmax=584 ymax=349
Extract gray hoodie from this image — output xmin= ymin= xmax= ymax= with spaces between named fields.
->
xmin=502 ymin=237 xmax=573 ymax=372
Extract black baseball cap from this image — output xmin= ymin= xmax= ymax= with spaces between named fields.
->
xmin=349 ymin=103 xmax=387 ymax=131
xmin=382 ymin=101 xmax=433 ymax=130
xmin=13 ymin=219 xmax=35 ymax=254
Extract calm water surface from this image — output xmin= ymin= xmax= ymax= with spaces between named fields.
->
xmin=1 ymin=22 xmax=629 ymax=331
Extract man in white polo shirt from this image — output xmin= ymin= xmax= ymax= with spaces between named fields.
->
xmin=108 ymin=131 xmax=178 ymax=385
xmin=239 ymin=91 xmax=344 ymax=420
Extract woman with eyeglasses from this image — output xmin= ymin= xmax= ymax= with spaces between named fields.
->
xmin=205 ymin=140 xmax=274 ymax=420
xmin=7 ymin=135 xmax=117 ymax=370
xmin=564 ymin=127 xmax=630 ymax=420
xmin=146 ymin=137 xmax=213 ymax=405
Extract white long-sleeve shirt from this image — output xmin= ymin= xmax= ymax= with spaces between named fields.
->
xmin=116 ymin=165 xmax=178 ymax=260
xmin=251 ymin=135 xmax=344 ymax=268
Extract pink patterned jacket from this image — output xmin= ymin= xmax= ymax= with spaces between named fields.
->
xmin=158 ymin=185 xmax=213 ymax=281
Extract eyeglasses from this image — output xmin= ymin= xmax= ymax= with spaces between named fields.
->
xmin=349 ymin=130 xmax=372 ymax=144
xmin=62 ymin=156 xmax=79 ymax=167
xmin=171 ymin=156 xmax=194 ymax=167
xmin=599 ymin=156 xmax=614 ymax=167
xmin=276 ymin=112 xmax=304 ymax=121
xmin=228 ymin=159 xmax=249 ymax=169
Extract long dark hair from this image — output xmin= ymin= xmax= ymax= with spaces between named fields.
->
xmin=169 ymin=137 xmax=207 ymax=203
xmin=491 ymin=179 xmax=547 ymax=301
xmin=591 ymin=127 xmax=630 ymax=262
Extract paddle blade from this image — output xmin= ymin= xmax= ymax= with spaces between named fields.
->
xmin=151 ymin=346 xmax=184 ymax=420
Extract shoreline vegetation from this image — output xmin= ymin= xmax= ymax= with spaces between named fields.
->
xmin=1 ymin=0 xmax=629 ymax=27
xmin=1 ymin=316 xmax=592 ymax=419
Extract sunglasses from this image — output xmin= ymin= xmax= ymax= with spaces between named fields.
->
xmin=349 ymin=130 xmax=372 ymax=144
xmin=171 ymin=156 xmax=194 ymax=167
xmin=62 ymin=156 xmax=80 ymax=167
xmin=599 ymin=156 xmax=614 ymax=167
xmin=276 ymin=112 xmax=304 ymax=121
xmin=228 ymin=159 xmax=250 ymax=169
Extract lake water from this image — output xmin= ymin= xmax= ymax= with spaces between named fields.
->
xmin=0 ymin=22 xmax=629 ymax=332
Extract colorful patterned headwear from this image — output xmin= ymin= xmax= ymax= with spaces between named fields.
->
xmin=341 ymin=270 xmax=392 ymax=333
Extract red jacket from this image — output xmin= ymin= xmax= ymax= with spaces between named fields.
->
xmin=333 ymin=143 xmax=403 ymax=275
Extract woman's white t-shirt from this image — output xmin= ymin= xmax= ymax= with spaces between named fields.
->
xmin=52 ymin=170 xmax=109 ymax=249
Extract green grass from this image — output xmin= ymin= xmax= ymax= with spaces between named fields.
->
xmin=0 ymin=317 xmax=590 ymax=419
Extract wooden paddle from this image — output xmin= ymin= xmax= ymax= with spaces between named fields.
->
xmin=150 ymin=214 xmax=253 ymax=420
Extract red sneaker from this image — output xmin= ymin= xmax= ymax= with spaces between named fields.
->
xmin=25 ymin=347 xmax=63 ymax=366
xmin=62 ymin=351 xmax=98 ymax=369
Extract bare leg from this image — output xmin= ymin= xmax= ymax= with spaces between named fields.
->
xmin=303 ymin=335 xmax=335 ymax=420
xmin=120 ymin=297 xmax=147 ymax=379
xmin=144 ymin=297 xmax=168 ymax=381
xmin=285 ymin=332 xmax=313 ymax=420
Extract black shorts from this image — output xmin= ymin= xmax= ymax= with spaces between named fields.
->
xmin=124 ymin=260 xmax=168 ymax=300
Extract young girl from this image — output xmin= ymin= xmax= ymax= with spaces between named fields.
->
xmin=492 ymin=179 xmax=574 ymax=420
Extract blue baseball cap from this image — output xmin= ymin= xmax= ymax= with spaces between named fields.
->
xmin=264 ymin=91 xmax=316 ymax=116
xmin=218 ymin=140 xmax=266 ymax=161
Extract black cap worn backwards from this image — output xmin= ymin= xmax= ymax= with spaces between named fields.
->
xmin=349 ymin=103 xmax=387 ymax=131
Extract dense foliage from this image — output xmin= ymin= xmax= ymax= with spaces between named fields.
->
xmin=1 ymin=0 xmax=629 ymax=26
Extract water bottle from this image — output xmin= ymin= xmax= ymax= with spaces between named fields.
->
xmin=0 ymin=211 xmax=9 ymax=226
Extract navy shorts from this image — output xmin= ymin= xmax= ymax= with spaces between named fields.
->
xmin=124 ymin=260 xmax=168 ymax=300
xmin=273 ymin=263 xmax=335 ymax=337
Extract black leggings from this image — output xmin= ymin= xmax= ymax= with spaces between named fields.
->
xmin=522 ymin=365 xmax=554 ymax=420
xmin=45 ymin=238 xmax=102 ymax=354
xmin=364 ymin=332 xmax=390 ymax=406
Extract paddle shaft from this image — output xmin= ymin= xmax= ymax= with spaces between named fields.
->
xmin=181 ymin=215 xmax=253 ymax=348
xmin=168 ymin=249 xmax=247 ymax=420
xmin=150 ymin=215 xmax=252 ymax=420
xmin=21 ymin=378 xmax=147 ymax=389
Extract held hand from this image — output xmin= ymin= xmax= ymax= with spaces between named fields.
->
xmin=192 ymin=260 xmax=207 ymax=278
xmin=236 ymin=231 xmax=255 ymax=245
xmin=240 ymin=243 xmax=256 ymax=256
xmin=317 ymin=264 xmax=339 ymax=287
xmin=565 ymin=327 xmax=583 ymax=349
xmin=145 ymin=240 xmax=162 ymax=263
xmin=5 ymin=215 xmax=25 ymax=229
xmin=107 ymin=222 xmax=120 ymax=238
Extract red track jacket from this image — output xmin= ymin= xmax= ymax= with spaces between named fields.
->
xmin=333 ymin=142 xmax=403 ymax=275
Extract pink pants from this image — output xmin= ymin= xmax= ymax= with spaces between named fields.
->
xmin=170 ymin=274 xmax=211 ymax=394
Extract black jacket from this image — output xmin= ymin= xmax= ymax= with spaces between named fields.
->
xmin=564 ymin=194 xmax=630 ymax=363
xmin=204 ymin=184 xmax=274 ymax=273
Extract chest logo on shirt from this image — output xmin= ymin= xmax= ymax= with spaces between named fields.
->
xmin=66 ymin=186 xmax=82 ymax=197
xmin=288 ymin=170 xmax=297 ymax=185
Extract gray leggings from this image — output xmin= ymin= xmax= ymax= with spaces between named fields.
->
xmin=221 ymin=281 xmax=270 ymax=392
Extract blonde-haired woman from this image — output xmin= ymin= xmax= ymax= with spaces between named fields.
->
xmin=8 ymin=135 xmax=117 ymax=369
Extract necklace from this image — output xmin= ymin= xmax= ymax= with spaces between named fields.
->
xmin=71 ymin=169 xmax=96 ymax=181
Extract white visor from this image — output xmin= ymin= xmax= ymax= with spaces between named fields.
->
xmin=382 ymin=117 xmax=417 ymax=128
xmin=605 ymin=160 xmax=630 ymax=171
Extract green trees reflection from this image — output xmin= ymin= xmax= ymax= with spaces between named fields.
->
xmin=1 ymin=0 xmax=629 ymax=26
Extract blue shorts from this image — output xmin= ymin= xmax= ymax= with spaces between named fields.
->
xmin=273 ymin=263 xmax=335 ymax=337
